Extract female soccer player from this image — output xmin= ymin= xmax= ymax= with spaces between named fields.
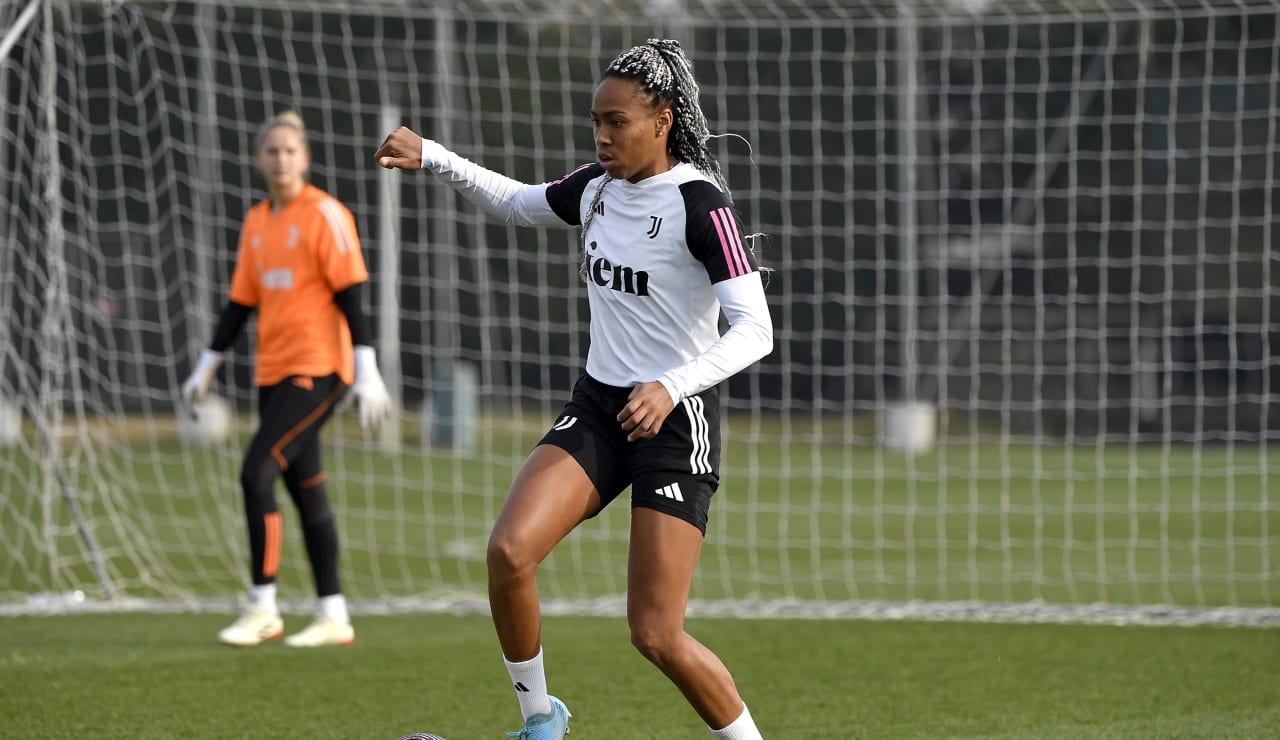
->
xmin=183 ymin=111 xmax=393 ymax=648
xmin=376 ymin=40 xmax=771 ymax=739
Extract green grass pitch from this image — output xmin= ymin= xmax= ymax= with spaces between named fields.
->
xmin=2 ymin=413 xmax=1278 ymax=736
xmin=2 ymin=612 xmax=1277 ymax=738
xmin=6 ymin=412 xmax=1278 ymax=609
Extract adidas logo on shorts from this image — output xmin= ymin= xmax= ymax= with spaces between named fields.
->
xmin=655 ymin=483 xmax=684 ymax=502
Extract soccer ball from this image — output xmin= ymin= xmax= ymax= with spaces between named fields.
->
xmin=178 ymin=394 xmax=233 ymax=446
xmin=396 ymin=735 xmax=447 ymax=740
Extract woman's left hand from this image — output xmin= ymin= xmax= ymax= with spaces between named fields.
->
xmin=617 ymin=381 xmax=676 ymax=442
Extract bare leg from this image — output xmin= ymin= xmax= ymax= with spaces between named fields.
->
xmin=487 ymin=444 xmax=601 ymax=661
xmin=627 ymin=507 xmax=746 ymax=728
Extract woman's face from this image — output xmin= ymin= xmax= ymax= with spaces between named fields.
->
xmin=255 ymin=125 xmax=310 ymax=193
xmin=590 ymin=76 xmax=673 ymax=183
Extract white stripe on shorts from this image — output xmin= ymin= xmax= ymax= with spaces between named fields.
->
xmin=682 ymin=396 xmax=712 ymax=475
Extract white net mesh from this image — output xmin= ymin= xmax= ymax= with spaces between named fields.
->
xmin=1 ymin=0 xmax=1276 ymax=625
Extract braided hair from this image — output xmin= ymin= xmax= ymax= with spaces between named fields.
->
xmin=580 ymin=39 xmax=732 ymax=279
xmin=605 ymin=38 xmax=729 ymax=195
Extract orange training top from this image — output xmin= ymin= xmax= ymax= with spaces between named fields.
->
xmin=228 ymin=184 xmax=368 ymax=386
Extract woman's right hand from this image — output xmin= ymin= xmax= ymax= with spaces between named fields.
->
xmin=374 ymin=126 xmax=423 ymax=170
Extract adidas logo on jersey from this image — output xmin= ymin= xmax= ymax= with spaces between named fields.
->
xmin=655 ymin=483 xmax=684 ymax=502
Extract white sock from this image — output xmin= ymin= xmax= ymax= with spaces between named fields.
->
xmin=249 ymin=583 xmax=277 ymax=612
xmin=504 ymin=647 xmax=552 ymax=719
xmin=318 ymin=594 xmax=349 ymax=624
xmin=710 ymin=704 xmax=762 ymax=740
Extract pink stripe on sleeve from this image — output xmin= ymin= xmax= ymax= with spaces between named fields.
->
xmin=722 ymin=208 xmax=753 ymax=275
xmin=711 ymin=207 xmax=751 ymax=277
xmin=709 ymin=208 xmax=740 ymax=278
xmin=551 ymin=163 xmax=593 ymax=185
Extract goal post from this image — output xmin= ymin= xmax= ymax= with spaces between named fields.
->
xmin=1 ymin=0 xmax=1276 ymax=626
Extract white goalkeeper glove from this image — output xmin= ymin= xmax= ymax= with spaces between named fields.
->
xmin=351 ymin=345 xmax=393 ymax=429
xmin=181 ymin=349 xmax=224 ymax=411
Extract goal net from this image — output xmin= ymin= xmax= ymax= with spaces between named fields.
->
xmin=2 ymin=0 xmax=1276 ymax=626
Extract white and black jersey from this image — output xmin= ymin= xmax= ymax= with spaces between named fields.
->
xmin=544 ymin=161 xmax=763 ymax=392
xmin=418 ymin=140 xmax=773 ymax=403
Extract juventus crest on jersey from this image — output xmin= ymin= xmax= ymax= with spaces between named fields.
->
xmin=541 ymin=162 xmax=759 ymax=388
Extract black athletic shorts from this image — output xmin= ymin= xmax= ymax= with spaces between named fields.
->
xmin=253 ymin=374 xmax=346 ymax=471
xmin=537 ymin=372 xmax=721 ymax=534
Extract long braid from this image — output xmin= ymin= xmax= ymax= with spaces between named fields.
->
xmin=578 ymin=175 xmax=612 ymax=278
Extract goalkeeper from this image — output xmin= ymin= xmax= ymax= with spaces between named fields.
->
xmin=182 ymin=111 xmax=392 ymax=648
xmin=377 ymin=39 xmax=771 ymax=739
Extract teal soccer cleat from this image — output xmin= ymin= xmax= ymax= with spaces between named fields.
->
xmin=505 ymin=696 xmax=571 ymax=739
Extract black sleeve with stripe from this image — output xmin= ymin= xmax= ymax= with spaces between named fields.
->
xmin=679 ymin=180 xmax=759 ymax=284
xmin=543 ymin=163 xmax=606 ymax=226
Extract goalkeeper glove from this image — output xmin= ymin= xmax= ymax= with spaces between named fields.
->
xmin=351 ymin=345 xmax=392 ymax=429
xmin=181 ymin=349 xmax=224 ymax=410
